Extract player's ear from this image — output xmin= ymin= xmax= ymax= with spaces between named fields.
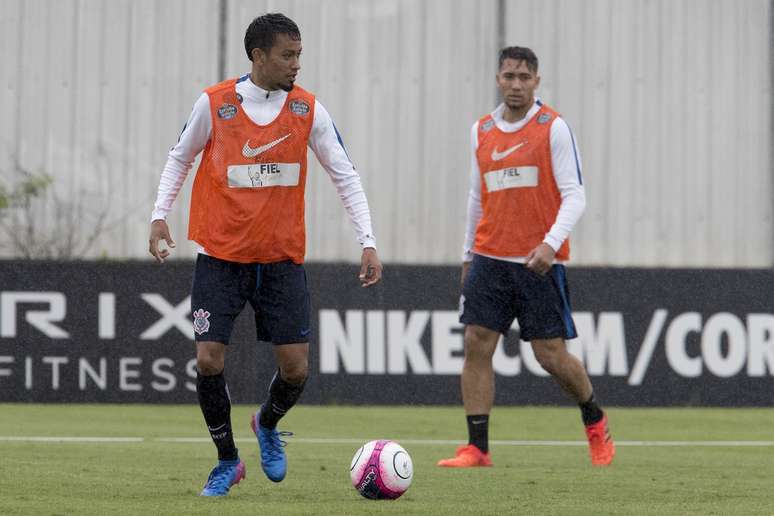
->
xmin=252 ymin=47 xmax=266 ymax=64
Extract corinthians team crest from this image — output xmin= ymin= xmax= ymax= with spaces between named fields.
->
xmin=193 ymin=308 xmax=211 ymax=335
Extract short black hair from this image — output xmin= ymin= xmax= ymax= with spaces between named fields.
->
xmin=498 ymin=46 xmax=539 ymax=73
xmin=244 ymin=13 xmax=301 ymax=61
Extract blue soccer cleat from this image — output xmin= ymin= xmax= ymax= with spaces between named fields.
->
xmin=251 ymin=410 xmax=293 ymax=482
xmin=200 ymin=458 xmax=246 ymax=497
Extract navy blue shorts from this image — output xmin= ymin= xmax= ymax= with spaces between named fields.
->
xmin=459 ymin=254 xmax=577 ymax=341
xmin=190 ymin=254 xmax=311 ymax=345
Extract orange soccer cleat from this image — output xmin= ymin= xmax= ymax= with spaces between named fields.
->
xmin=437 ymin=444 xmax=493 ymax=468
xmin=585 ymin=414 xmax=615 ymax=466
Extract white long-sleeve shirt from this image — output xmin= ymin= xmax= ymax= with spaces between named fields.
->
xmin=152 ymin=74 xmax=376 ymax=250
xmin=462 ymin=99 xmax=586 ymax=263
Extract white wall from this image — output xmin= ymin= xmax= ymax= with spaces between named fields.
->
xmin=0 ymin=0 xmax=220 ymax=258
xmin=0 ymin=0 xmax=770 ymax=266
xmin=504 ymin=0 xmax=773 ymax=267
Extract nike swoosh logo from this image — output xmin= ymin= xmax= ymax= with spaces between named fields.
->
xmin=471 ymin=420 xmax=487 ymax=425
xmin=207 ymin=423 xmax=227 ymax=432
xmin=242 ymin=133 xmax=291 ymax=158
xmin=491 ymin=141 xmax=527 ymax=161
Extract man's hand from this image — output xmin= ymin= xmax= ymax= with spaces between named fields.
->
xmin=149 ymin=220 xmax=176 ymax=263
xmin=359 ymin=247 xmax=382 ymax=287
xmin=525 ymin=243 xmax=556 ymax=275
xmin=461 ymin=261 xmax=472 ymax=289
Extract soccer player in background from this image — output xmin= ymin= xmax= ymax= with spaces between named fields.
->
xmin=148 ymin=13 xmax=382 ymax=496
xmin=437 ymin=46 xmax=615 ymax=468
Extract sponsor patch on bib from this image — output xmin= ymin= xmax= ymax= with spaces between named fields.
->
xmin=217 ymin=103 xmax=237 ymax=120
xmin=227 ymin=163 xmax=301 ymax=188
xmin=483 ymin=166 xmax=539 ymax=192
xmin=289 ymin=100 xmax=310 ymax=116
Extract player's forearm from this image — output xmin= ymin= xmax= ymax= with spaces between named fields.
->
xmin=151 ymin=155 xmax=192 ymax=221
xmin=317 ymin=150 xmax=377 ymax=248
xmin=462 ymin=188 xmax=482 ymax=261
xmin=336 ymin=176 xmax=377 ymax=248
xmin=463 ymin=121 xmax=482 ymax=261
xmin=544 ymin=185 xmax=586 ymax=251
xmin=545 ymin=117 xmax=585 ymax=251
xmin=151 ymin=93 xmax=211 ymax=222
xmin=310 ymin=101 xmax=376 ymax=248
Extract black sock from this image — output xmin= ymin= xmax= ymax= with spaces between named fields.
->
xmin=466 ymin=414 xmax=489 ymax=453
xmin=259 ymin=370 xmax=307 ymax=429
xmin=197 ymin=372 xmax=238 ymax=461
xmin=579 ymin=392 xmax=604 ymax=426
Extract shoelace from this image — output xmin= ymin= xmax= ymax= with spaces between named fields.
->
xmin=261 ymin=430 xmax=294 ymax=459
xmin=205 ymin=464 xmax=235 ymax=491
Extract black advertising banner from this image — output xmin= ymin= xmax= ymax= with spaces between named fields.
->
xmin=0 ymin=261 xmax=772 ymax=406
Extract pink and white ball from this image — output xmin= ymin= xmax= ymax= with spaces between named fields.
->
xmin=350 ymin=440 xmax=413 ymax=500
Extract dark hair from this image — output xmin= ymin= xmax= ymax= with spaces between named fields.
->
xmin=244 ymin=13 xmax=301 ymax=61
xmin=498 ymin=46 xmax=539 ymax=73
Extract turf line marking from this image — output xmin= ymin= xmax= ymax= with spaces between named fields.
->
xmin=0 ymin=436 xmax=144 ymax=443
xmin=609 ymin=441 xmax=774 ymax=447
xmin=153 ymin=437 xmax=774 ymax=447
xmin=2 ymin=436 xmax=773 ymax=446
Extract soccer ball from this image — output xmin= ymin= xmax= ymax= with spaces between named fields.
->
xmin=350 ymin=440 xmax=413 ymax=499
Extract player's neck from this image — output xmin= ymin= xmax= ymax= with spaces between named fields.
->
xmin=249 ymin=70 xmax=278 ymax=93
xmin=501 ymin=99 xmax=534 ymax=123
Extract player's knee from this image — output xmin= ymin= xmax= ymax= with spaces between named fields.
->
xmin=533 ymin=344 xmax=564 ymax=374
xmin=464 ymin=326 xmax=498 ymax=360
xmin=464 ymin=341 xmax=496 ymax=364
xmin=466 ymin=325 xmax=491 ymax=341
xmin=281 ymin=360 xmax=309 ymax=385
xmin=464 ymin=346 xmax=493 ymax=364
xmin=196 ymin=350 xmax=224 ymax=376
xmin=534 ymin=351 xmax=558 ymax=374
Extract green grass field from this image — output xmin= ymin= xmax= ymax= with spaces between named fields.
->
xmin=1 ymin=404 xmax=773 ymax=515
